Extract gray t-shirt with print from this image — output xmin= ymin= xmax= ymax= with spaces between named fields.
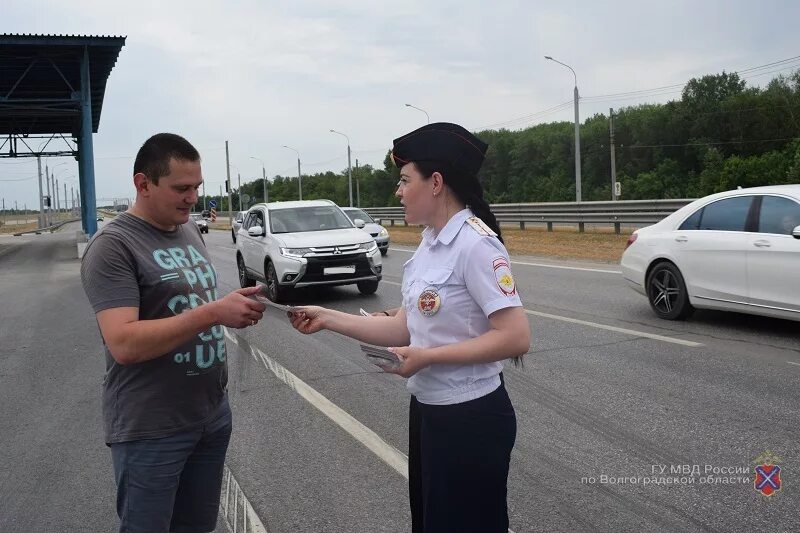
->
xmin=81 ymin=212 xmax=227 ymax=444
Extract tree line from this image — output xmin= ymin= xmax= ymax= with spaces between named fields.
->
xmin=200 ymin=69 xmax=800 ymax=211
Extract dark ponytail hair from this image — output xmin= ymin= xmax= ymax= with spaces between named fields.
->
xmin=414 ymin=161 xmax=504 ymax=244
xmin=414 ymin=161 xmax=523 ymax=366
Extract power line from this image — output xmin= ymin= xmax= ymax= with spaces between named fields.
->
xmin=625 ymin=137 xmax=797 ymax=149
xmin=476 ymin=99 xmax=574 ymax=130
xmin=582 ymin=54 xmax=800 ymax=102
xmin=0 ymin=176 xmax=36 ymax=182
xmin=477 ymin=54 xmax=800 ymax=132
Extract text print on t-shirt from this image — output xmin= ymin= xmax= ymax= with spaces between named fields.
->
xmin=155 ymin=245 xmax=226 ymax=374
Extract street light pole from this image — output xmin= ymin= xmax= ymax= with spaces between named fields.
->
xmin=329 ymin=129 xmax=353 ymax=207
xmin=404 ymin=103 xmax=430 ymax=124
xmin=250 ymin=156 xmax=268 ymax=203
xmin=545 ymin=55 xmax=582 ymax=202
xmin=282 ymin=146 xmax=302 ymax=200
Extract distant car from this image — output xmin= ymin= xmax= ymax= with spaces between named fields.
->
xmin=231 ymin=211 xmax=247 ymax=243
xmin=201 ymin=209 xmax=211 ymax=219
xmin=235 ymin=200 xmax=382 ymax=302
xmin=620 ymin=185 xmax=800 ymax=322
xmin=190 ymin=213 xmax=209 ymax=234
xmin=340 ymin=207 xmax=389 ymax=256
xmin=96 ymin=216 xmax=104 ymax=222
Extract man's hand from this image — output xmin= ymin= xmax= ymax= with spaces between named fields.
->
xmin=211 ymin=286 xmax=267 ymax=328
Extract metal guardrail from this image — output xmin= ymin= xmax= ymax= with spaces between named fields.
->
xmin=12 ymin=217 xmax=82 ymax=236
xmin=365 ymin=199 xmax=694 ymax=233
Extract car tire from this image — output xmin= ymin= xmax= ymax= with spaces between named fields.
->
xmin=231 ymin=229 xmax=237 ymax=244
xmin=357 ymin=279 xmax=380 ymax=295
xmin=265 ymin=261 xmax=288 ymax=303
xmin=237 ymin=254 xmax=255 ymax=288
xmin=380 ymin=248 xmax=387 ymax=257
xmin=646 ymin=261 xmax=694 ymax=320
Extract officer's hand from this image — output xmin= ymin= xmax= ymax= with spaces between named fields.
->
xmin=288 ymin=305 xmax=327 ymax=334
xmin=213 ymin=287 xmax=267 ymax=328
xmin=382 ymin=346 xmax=430 ymax=378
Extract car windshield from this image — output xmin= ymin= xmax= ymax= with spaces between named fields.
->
xmin=190 ymin=214 xmax=204 ymax=221
xmin=269 ymin=206 xmax=353 ymax=233
xmin=344 ymin=209 xmax=374 ymax=224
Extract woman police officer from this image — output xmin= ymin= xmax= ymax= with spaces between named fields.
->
xmin=289 ymin=122 xmax=530 ymax=532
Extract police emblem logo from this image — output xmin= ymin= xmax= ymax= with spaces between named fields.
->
xmin=493 ymin=258 xmax=516 ymax=296
xmin=417 ymin=287 xmax=441 ymax=316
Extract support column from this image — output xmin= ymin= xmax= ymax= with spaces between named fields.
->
xmin=79 ymin=46 xmax=97 ymax=236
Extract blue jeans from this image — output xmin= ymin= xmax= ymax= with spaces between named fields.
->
xmin=111 ymin=397 xmax=232 ymax=533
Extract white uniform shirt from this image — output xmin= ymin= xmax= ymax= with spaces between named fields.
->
xmin=403 ymin=208 xmax=522 ymax=405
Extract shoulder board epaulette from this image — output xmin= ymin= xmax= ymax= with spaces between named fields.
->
xmin=466 ymin=216 xmax=497 ymax=236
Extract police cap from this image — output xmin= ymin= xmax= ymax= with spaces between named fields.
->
xmin=391 ymin=122 xmax=488 ymax=176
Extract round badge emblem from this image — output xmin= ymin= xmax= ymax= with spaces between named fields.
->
xmin=493 ymin=258 xmax=516 ymax=296
xmin=417 ymin=287 xmax=441 ymax=316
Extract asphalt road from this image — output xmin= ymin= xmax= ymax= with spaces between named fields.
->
xmin=1 ymin=223 xmax=798 ymax=532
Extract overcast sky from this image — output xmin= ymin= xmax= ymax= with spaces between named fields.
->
xmin=2 ymin=0 xmax=799 ymax=210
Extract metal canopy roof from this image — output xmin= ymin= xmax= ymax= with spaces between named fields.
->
xmin=0 ymin=33 xmax=126 ymax=136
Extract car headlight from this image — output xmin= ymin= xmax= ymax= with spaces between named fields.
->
xmin=379 ymin=227 xmax=388 ymax=237
xmin=280 ymin=247 xmax=313 ymax=258
xmin=358 ymin=241 xmax=378 ymax=252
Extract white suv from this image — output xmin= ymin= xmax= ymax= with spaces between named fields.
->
xmin=235 ymin=200 xmax=383 ymax=302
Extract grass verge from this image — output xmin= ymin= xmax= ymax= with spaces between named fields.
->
xmin=387 ymin=225 xmax=631 ymax=263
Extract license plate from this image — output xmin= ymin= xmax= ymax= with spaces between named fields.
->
xmin=324 ymin=266 xmax=355 ymax=275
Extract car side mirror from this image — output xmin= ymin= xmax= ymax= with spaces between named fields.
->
xmin=353 ymin=218 xmax=366 ymax=229
xmin=248 ymin=225 xmax=265 ymax=237
xmin=793 ymin=225 xmax=800 ymax=240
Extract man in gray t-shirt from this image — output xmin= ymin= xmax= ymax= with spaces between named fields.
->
xmin=81 ymin=133 xmax=266 ymax=533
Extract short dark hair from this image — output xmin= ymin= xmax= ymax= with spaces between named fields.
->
xmin=133 ymin=133 xmax=200 ymax=184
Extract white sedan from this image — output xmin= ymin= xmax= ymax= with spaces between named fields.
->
xmin=621 ymin=185 xmax=800 ymax=321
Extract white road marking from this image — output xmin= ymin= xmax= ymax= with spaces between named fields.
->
xmin=381 ymin=281 xmax=700 ymax=347
xmin=223 ymin=329 xmax=516 ymax=533
xmin=220 ymin=464 xmax=268 ymax=533
xmin=512 ymin=260 xmax=620 ymax=274
xmin=524 ymin=309 xmax=703 ymax=347
xmin=387 ymin=246 xmax=620 ymax=274
xmin=224 ymin=329 xmax=409 ymax=479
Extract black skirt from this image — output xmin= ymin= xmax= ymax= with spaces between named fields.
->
xmin=408 ymin=377 xmax=517 ymax=533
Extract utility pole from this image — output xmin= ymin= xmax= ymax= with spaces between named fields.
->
xmin=609 ymin=107 xmax=618 ymax=201
xmin=574 ymin=83 xmax=582 ymax=202
xmin=297 ymin=158 xmax=302 ymax=200
xmin=45 ymin=163 xmax=51 ymax=227
xmin=355 ymin=158 xmax=361 ymax=207
xmin=202 ymin=180 xmax=207 ymax=211
xmin=545 ymin=56 xmax=581 ymax=202
xmin=225 ymin=141 xmax=233 ymax=224
xmin=37 ymin=156 xmax=45 ymax=228
xmin=237 ymin=172 xmax=242 ymax=211
xmin=50 ymin=171 xmax=56 ymax=220
xmin=263 ymin=166 xmax=268 ymax=203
